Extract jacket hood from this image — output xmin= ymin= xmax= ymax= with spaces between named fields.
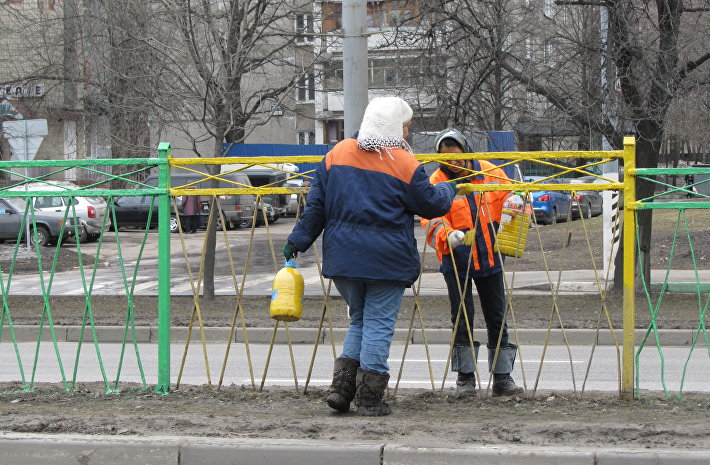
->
xmin=356 ymin=97 xmax=413 ymax=156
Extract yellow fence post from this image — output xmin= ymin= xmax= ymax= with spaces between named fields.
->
xmin=622 ymin=136 xmax=636 ymax=400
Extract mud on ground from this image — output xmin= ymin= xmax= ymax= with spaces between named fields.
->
xmin=1 ymin=382 xmax=709 ymax=450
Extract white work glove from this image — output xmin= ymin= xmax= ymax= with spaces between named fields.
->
xmin=448 ymin=230 xmax=465 ymax=249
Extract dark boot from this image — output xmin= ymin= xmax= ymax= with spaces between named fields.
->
xmin=488 ymin=344 xmax=524 ymax=397
xmin=452 ymin=342 xmax=479 ymax=398
xmin=354 ymin=368 xmax=391 ymax=416
xmin=493 ymin=373 xmax=524 ymax=396
xmin=326 ymin=357 xmax=360 ymax=413
xmin=455 ymin=372 xmax=477 ymax=398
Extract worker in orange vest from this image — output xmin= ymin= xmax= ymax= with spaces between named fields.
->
xmin=421 ymin=128 xmax=524 ymax=397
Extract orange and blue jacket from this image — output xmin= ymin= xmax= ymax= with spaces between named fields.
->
xmin=421 ymin=161 xmax=510 ymax=277
xmin=288 ymin=137 xmax=454 ymax=285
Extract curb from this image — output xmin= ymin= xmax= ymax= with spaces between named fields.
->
xmin=0 ymin=433 xmax=708 ymax=465
xmin=10 ymin=325 xmax=699 ymax=346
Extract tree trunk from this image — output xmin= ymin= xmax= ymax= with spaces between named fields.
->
xmin=201 ymin=119 xmax=229 ymax=300
xmin=613 ymin=124 xmax=661 ymax=292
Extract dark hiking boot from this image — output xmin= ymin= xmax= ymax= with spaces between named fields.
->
xmin=455 ymin=372 xmax=477 ymax=398
xmin=492 ymin=373 xmax=524 ymax=397
xmin=326 ymin=357 xmax=360 ymax=413
xmin=354 ymin=368 xmax=391 ymax=416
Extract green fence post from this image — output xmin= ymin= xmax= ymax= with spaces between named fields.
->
xmin=156 ymin=142 xmax=172 ymax=394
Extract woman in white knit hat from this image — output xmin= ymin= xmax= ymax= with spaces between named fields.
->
xmin=285 ymin=96 xmax=457 ymax=416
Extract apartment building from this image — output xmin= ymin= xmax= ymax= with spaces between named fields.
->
xmin=1 ymin=0 xmax=602 ymax=173
xmin=308 ymin=0 xmax=440 ymax=144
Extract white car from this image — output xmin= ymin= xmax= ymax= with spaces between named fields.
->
xmin=9 ymin=181 xmax=112 ymax=242
xmin=284 ymin=179 xmax=305 ymax=217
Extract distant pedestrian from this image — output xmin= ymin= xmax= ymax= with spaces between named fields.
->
xmin=284 ymin=97 xmax=457 ymax=416
xmin=181 ymin=187 xmax=199 ymax=234
xmin=684 ymin=174 xmax=697 ymax=198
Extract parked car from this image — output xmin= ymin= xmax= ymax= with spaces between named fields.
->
xmin=284 ymin=180 xmax=305 ymax=217
xmin=111 ymin=195 xmax=207 ymax=233
xmin=9 ymin=182 xmax=111 ymax=242
xmin=111 ymin=195 xmax=161 ymax=231
xmin=254 ymin=202 xmax=279 ymax=226
xmin=238 ymin=166 xmax=290 ymax=214
xmin=569 ymin=177 xmax=603 ymax=219
xmin=524 ymin=176 xmax=572 ymax=225
xmin=143 ymin=171 xmax=256 ymax=230
xmin=0 ymin=198 xmax=76 ymax=246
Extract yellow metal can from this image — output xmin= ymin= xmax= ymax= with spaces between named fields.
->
xmin=494 ymin=207 xmax=531 ymax=258
xmin=270 ymin=261 xmax=304 ymax=322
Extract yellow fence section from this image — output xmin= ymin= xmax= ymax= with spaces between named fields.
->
xmin=156 ymin=139 xmax=642 ymax=399
xmin=12 ymin=139 xmax=708 ymax=401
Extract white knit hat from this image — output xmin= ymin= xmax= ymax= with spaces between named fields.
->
xmin=356 ymin=97 xmax=413 ymax=157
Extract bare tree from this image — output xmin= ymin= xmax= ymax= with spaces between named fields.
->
xmin=153 ymin=0 xmax=316 ymax=298
xmin=415 ymin=0 xmax=710 ymax=285
xmin=415 ymin=0 xmax=532 ymax=132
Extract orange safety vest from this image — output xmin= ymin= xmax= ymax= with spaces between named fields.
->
xmin=421 ymin=160 xmax=511 ymax=275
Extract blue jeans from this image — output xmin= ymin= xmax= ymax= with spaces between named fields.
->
xmin=334 ymin=278 xmax=406 ymax=374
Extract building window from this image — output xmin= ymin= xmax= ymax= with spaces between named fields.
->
xmin=326 ymin=120 xmax=345 ymax=144
xmin=322 ymin=2 xmax=342 ymax=33
xmin=367 ymin=1 xmax=419 ymax=28
xmin=296 ymin=13 xmax=314 ymax=44
xmin=37 ymin=0 xmax=56 ymax=12
xmin=321 ymin=1 xmax=419 ymax=32
xmin=386 ymin=0 xmax=419 ymax=27
xmin=543 ymin=0 xmax=555 ymax=18
xmin=324 ymin=61 xmax=343 ymax=90
xmin=368 ymin=57 xmax=424 ymax=88
xmin=298 ymin=131 xmax=316 ymax=145
xmin=544 ymin=40 xmax=556 ymax=67
xmin=297 ymin=73 xmax=315 ymax=102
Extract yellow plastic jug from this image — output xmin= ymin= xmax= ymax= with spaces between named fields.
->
xmin=270 ymin=260 xmax=304 ymax=322
xmin=494 ymin=195 xmax=531 ymax=258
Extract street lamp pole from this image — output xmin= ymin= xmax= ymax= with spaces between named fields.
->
xmin=342 ymin=0 xmax=368 ymax=137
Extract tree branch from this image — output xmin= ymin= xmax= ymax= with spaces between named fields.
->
xmin=555 ymin=0 xmax=608 ymax=6
xmin=677 ymin=51 xmax=710 ymax=83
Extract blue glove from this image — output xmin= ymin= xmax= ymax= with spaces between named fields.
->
xmin=284 ymin=242 xmax=298 ymax=261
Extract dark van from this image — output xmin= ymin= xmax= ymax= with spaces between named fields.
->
xmin=239 ymin=167 xmax=290 ymax=216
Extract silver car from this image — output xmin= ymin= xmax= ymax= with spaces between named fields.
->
xmin=10 ymin=182 xmax=111 ymax=242
xmin=0 ymin=198 xmax=76 ymax=246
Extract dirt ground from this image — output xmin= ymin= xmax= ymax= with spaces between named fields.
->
xmin=2 ymin=292 xmax=704 ymax=331
xmin=1 ymin=383 xmax=709 ymax=450
xmin=1 ymin=211 xmax=709 ymax=449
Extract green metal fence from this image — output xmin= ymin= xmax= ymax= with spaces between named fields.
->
xmin=630 ymin=166 xmax=710 ymax=398
xmin=0 ymin=140 xmax=707 ymax=400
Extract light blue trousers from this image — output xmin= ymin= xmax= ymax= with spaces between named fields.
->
xmin=334 ymin=278 xmax=406 ymax=374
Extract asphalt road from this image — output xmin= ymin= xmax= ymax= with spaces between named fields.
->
xmin=6 ymin=341 xmax=707 ymax=393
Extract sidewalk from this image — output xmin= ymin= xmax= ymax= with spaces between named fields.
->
xmin=1 ymin=433 xmax=707 ymax=465
xmin=6 ymin=268 xmax=710 ymax=296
